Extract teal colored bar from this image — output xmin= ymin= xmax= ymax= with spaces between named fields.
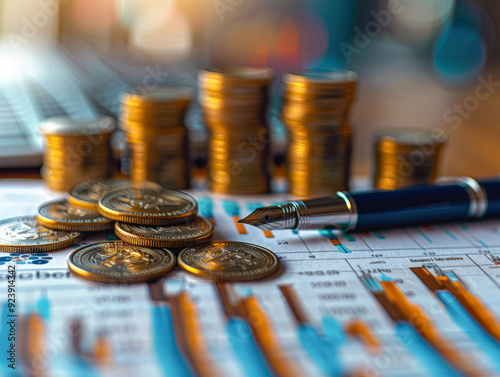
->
xmin=198 ymin=197 xmax=214 ymax=219
xmin=37 ymin=292 xmax=50 ymax=320
xmin=373 ymin=231 xmax=386 ymax=240
xmin=343 ymin=233 xmax=356 ymax=242
xmin=152 ymin=306 xmax=194 ymax=377
xmin=298 ymin=324 xmax=342 ymax=377
xmin=414 ymin=227 xmax=433 ymax=244
xmin=222 ymin=201 xmax=240 ymax=217
xmin=318 ymin=230 xmax=351 ymax=253
xmin=321 ymin=316 xmax=347 ymax=346
xmin=395 ymin=322 xmax=461 ymax=377
xmin=437 ymin=291 xmax=500 ymax=371
xmin=227 ymin=318 xmax=274 ymax=377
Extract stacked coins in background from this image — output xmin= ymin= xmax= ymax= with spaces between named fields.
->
xmin=198 ymin=67 xmax=273 ymax=194
xmin=282 ymin=71 xmax=358 ymax=197
xmin=373 ymin=130 xmax=447 ymax=190
xmin=40 ymin=116 xmax=115 ymax=192
xmin=120 ymin=88 xmax=193 ymax=189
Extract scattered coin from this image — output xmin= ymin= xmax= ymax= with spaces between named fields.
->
xmin=178 ymin=241 xmax=279 ymax=281
xmin=37 ymin=200 xmax=114 ymax=232
xmin=98 ymin=187 xmax=198 ymax=225
xmin=68 ymin=241 xmax=176 ymax=284
xmin=68 ymin=178 xmax=162 ymax=211
xmin=114 ymin=216 xmax=214 ymax=248
xmin=0 ymin=216 xmax=82 ymax=253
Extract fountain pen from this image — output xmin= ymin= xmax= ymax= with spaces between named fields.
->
xmin=238 ymin=177 xmax=500 ymax=232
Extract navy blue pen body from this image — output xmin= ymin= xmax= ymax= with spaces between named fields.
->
xmin=352 ymin=184 xmax=470 ymax=231
xmin=481 ymin=179 xmax=500 ymax=216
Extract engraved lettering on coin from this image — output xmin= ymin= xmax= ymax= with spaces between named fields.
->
xmin=98 ymin=188 xmax=198 ymax=225
xmin=68 ymin=242 xmax=176 ymax=283
xmin=201 ymin=247 xmax=259 ymax=271
xmin=68 ymin=178 xmax=162 ymax=211
xmin=178 ymin=241 xmax=279 ymax=281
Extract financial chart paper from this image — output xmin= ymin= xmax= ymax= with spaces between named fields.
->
xmin=2 ymin=180 xmax=500 ymax=377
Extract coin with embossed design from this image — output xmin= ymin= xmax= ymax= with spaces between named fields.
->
xmin=68 ymin=178 xmax=162 ymax=211
xmin=37 ymin=200 xmax=114 ymax=232
xmin=115 ymin=217 xmax=214 ymax=248
xmin=178 ymin=241 xmax=279 ymax=281
xmin=68 ymin=241 xmax=176 ymax=283
xmin=0 ymin=216 xmax=82 ymax=253
xmin=98 ymin=187 xmax=197 ymax=225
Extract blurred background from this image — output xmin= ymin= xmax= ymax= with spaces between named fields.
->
xmin=0 ymin=0 xmax=499 ymax=179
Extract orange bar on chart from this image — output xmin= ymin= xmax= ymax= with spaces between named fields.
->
xmin=23 ymin=313 xmax=47 ymax=377
xmin=240 ymin=296 xmax=306 ymax=377
xmin=263 ymin=230 xmax=274 ymax=238
xmin=380 ymin=281 xmax=487 ymax=377
xmin=176 ymin=292 xmax=221 ymax=377
xmin=93 ymin=334 xmax=113 ymax=365
xmin=413 ymin=267 xmax=500 ymax=342
xmin=345 ymin=319 xmax=381 ymax=353
xmin=444 ymin=279 xmax=500 ymax=342
xmin=330 ymin=238 xmax=341 ymax=246
xmin=234 ymin=217 xmax=248 ymax=235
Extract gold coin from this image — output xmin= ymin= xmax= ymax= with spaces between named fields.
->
xmin=68 ymin=241 xmax=176 ymax=284
xmin=68 ymin=178 xmax=162 ymax=211
xmin=98 ymin=187 xmax=198 ymax=225
xmin=0 ymin=216 xmax=82 ymax=253
xmin=178 ymin=241 xmax=279 ymax=281
xmin=114 ymin=216 xmax=214 ymax=248
xmin=37 ymin=200 xmax=114 ymax=232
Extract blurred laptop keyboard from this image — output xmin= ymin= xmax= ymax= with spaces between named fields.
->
xmin=0 ymin=49 xmax=126 ymax=168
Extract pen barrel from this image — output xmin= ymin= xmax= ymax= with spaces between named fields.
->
xmin=352 ymin=184 xmax=472 ymax=231
xmin=480 ymin=179 xmax=500 ymax=216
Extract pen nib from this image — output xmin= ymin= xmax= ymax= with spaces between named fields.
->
xmin=238 ymin=205 xmax=296 ymax=230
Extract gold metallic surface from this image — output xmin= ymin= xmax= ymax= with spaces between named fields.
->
xmin=68 ymin=241 xmax=176 ymax=284
xmin=114 ymin=216 xmax=214 ymax=248
xmin=199 ymin=67 xmax=273 ymax=195
xmin=178 ymin=241 xmax=279 ymax=281
xmin=98 ymin=187 xmax=198 ymax=225
xmin=373 ymin=130 xmax=447 ymax=190
xmin=282 ymin=70 xmax=357 ymax=197
xmin=37 ymin=200 xmax=114 ymax=232
xmin=0 ymin=216 xmax=82 ymax=253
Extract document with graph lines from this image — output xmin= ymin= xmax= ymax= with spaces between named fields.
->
xmin=2 ymin=179 xmax=500 ymax=377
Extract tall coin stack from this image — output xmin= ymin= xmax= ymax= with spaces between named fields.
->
xmin=282 ymin=71 xmax=358 ymax=197
xmin=373 ymin=130 xmax=447 ymax=190
xmin=40 ymin=116 xmax=115 ymax=192
xmin=120 ymin=88 xmax=193 ymax=189
xmin=198 ymin=67 xmax=273 ymax=194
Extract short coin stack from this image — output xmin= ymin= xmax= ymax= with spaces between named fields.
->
xmin=40 ymin=116 xmax=115 ymax=191
xmin=120 ymin=87 xmax=193 ymax=189
xmin=373 ymin=130 xmax=447 ymax=190
xmin=282 ymin=70 xmax=358 ymax=197
xmin=198 ymin=67 xmax=273 ymax=194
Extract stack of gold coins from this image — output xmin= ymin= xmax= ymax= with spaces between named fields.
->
xmin=373 ymin=130 xmax=447 ymax=190
xmin=198 ymin=67 xmax=273 ymax=194
xmin=40 ymin=116 xmax=115 ymax=192
xmin=282 ymin=70 xmax=358 ymax=197
xmin=120 ymin=87 xmax=193 ymax=189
